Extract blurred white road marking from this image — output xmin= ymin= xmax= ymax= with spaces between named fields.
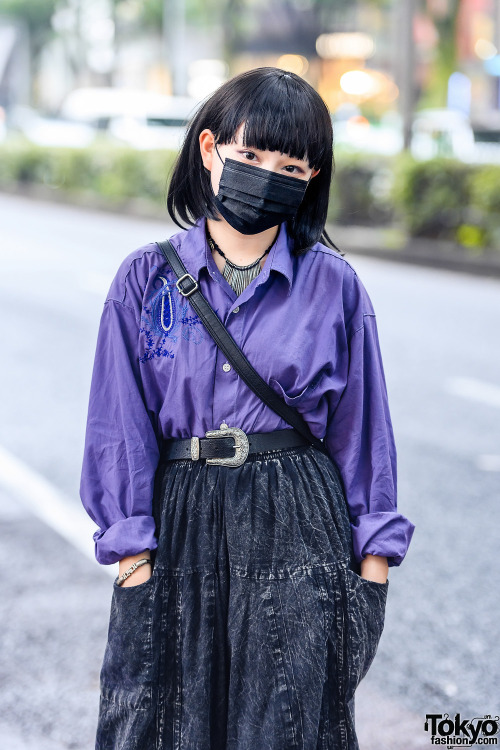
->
xmin=446 ymin=376 xmax=500 ymax=408
xmin=0 ymin=445 xmax=117 ymax=579
xmin=476 ymin=454 xmax=500 ymax=472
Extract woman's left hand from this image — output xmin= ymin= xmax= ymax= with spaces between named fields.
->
xmin=360 ymin=554 xmax=389 ymax=584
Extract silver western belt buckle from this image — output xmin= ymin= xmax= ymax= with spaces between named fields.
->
xmin=191 ymin=423 xmax=250 ymax=467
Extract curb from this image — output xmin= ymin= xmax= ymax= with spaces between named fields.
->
xmin=2 ymin=184 xmax=500 ymax=279
xmin=0 ymin=181 xmax=168 ymax=222
xmin=327 ymin=224 xmax=500 ymax=280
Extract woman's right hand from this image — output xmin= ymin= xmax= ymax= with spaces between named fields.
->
xmin=119 ymin=550 xmax=153 ymax=587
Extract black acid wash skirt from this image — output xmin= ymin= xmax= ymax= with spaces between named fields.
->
xmin=95 ymin=443 xmax=389 ymax=750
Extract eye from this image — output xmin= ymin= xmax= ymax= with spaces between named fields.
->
xmin=284 ymin=165 xmax=304 ymax=175
xmin=241 ymin=150 xmax=257 ymax=161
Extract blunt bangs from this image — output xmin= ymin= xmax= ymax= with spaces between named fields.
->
xmin=210 ymin=73 xmax=329 ymax=171
xmin=166 ymin=67 xmax=342 ymax=256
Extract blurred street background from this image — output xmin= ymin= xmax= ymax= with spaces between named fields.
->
xmin=1 ymin=1 xmax=500 ymax=749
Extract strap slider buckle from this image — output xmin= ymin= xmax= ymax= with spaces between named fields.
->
xmin=176 ymin=273 xmax=199 ymax=297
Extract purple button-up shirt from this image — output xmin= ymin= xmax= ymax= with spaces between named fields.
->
xmin=79 ymin=216 xmax=415 ymax=567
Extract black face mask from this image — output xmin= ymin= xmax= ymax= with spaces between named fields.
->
xmin=211 ymin=143 xmax=312 ymax=235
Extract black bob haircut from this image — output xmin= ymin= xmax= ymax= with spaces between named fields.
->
xmin=166 ymin=66 xmax=342 ymax=256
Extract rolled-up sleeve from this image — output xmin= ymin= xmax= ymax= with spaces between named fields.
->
xmin=79 ymin=298 xmax=160 ymax=565
xmin=325 ymin=311 xmax=415 ymax=568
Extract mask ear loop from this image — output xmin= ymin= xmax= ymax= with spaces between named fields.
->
xmin=214 ymin=142 xmax=225 ymax=166
xmin=306 ymin=164 xmax=316 ymax=186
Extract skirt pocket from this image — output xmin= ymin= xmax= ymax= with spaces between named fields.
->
xmin=99 ymin=571 xmax=157 ymax=711
xmin=342 ymin=566 xmax=389 ymax=702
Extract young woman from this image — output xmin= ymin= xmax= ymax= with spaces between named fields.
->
xmin=80 ymin=66 xmax=415 ymax=750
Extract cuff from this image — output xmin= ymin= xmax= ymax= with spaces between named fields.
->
xmin=350 ymin=511 xmax=415 ymax=568
xmin=92 ymin=515 xmax=159 ymax=565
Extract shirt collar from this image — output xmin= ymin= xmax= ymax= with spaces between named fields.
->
xmin=170 ymin=216 xmax=294 ymax=297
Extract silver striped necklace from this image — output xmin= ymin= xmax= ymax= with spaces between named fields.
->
xmin=206 ymin=226 xmax=277 ymax=297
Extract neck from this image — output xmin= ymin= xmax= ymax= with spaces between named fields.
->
xmin=206 ymin=218 xmax=279 ymax=266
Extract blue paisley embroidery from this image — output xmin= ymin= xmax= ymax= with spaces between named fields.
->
xmin=139 ymin=265 xmax=205 ymax=363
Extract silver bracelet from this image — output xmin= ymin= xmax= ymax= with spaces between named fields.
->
xmin=116 ymin=558 xmax=152 ymax=586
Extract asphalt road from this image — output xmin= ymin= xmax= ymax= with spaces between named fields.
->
xmin=0 ymin=192 xmax=499 ymax=749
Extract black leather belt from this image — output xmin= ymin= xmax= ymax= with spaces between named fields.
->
xmin=160 ymin=424 xmax=311 ymax=467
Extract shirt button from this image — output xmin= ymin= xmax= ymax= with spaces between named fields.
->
xmin=222 ymin=363 xmax=231 ymax=372
xmin=233 ymin=306 xmax=240 ymax=313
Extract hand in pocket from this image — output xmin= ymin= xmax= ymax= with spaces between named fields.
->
xmin=120 ymin=568 xmax=152 ymax=587
xmin=118 ymin=553 xmax=153 ymax=587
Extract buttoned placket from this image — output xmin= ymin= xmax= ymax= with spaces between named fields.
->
xmin=207 ymin=270 xmax=270 ymax=432
xmin=212 ymin=288 xmax=245 ymax=431
xmin=203 ymin=227 xmax=284 ymax=432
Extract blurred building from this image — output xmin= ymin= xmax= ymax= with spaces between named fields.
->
xmin=455 ymin=0 xmax=500 ymax=116
xmin=1 ymin=0 xmax=500 ymax=128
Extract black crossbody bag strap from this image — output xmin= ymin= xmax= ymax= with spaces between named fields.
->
xmin=155 ymin=239 xmax=328 ymax=455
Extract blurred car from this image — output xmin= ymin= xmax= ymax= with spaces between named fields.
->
xmin=332 ymin=107 xmax=403 ymax=156
xmin=410 ymin=108 xmax=477 ymax=161
xmin=469 ymin=111 xmax=500 ymax=165
xmin=6 ymin=104 xmax=98 ymax=147
xmin=331 ymin=105 xmax=500 ymax=164
xmin=58 ymin=88 xmax=203 ymax=150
